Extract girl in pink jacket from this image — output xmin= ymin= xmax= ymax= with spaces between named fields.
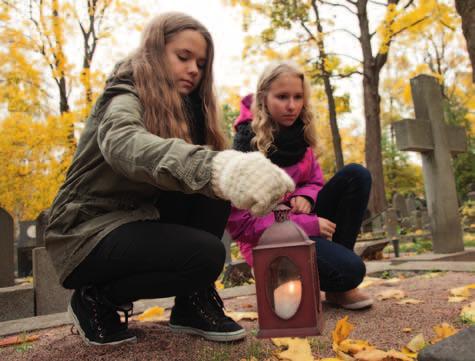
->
xmin=227 ymin=62 xmax=373 ymax=310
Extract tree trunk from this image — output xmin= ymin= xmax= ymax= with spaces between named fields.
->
xmin=357 ymin=0 xmax=387 ymax=214
xmin=312 ymin=0 xmax=344 ymax=170
xmin=455 ymin=0 xmax=475 ymax=82
xmin=363 ymin=73 xmax=386 ymax=214
xmin=322 ymin=75 xmax=344 ymax=170
xmin=58 ymin=76 xmax=69 ymax=114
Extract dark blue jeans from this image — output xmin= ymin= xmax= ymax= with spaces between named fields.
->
xmin=311 ymin=164 xmax=372 ymax=292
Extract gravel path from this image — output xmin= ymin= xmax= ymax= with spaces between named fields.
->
xmin=1 ymin=271 xmax=474 ymax=361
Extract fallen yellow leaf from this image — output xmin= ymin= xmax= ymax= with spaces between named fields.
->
xmin=401 ymin=346 xmax=418 ymax=359
xmin=386 ymin=349 xmax=415 ymax=361
xmin=136 ymin=306 xmax=166 ymax=322
xmin=448 ymin=296 xmax=467 ymax=303
xmin=431 ymin=323 xmax=457 ymax=344
xmin=376 ymin=289 xmax=406 ymax=300
xmin=421 ymin=272 xmax=442 ymax=279
xmin=396 ymin=298 xmax=424 ymax=305
xmin=353 ymin=348 xmax=388 ymax=361
xmin=466 ymin=284 xmax=475 ymax=289
xmin=405 ymin=333 xmax=425 ymax=353
xmin=224 ymin=310 xmax=258 ymax=322
xmin=449 ymin=286 xmax=471 ymax=297
xmin=339 ymin=339 xmax=374 ymax=355
xmin=215 ymin=280 xmax=225 ymax=290
xmin=402 ymin=328 xmax=412 ymax=333
xmin=319 ymin=359 xmax=342 ymax=361
xmin=359 ymin=277 xmax=382 ymax=289
xmin=335 ymin=349 xmax=356 ymax=361
xmin=332 ymin=316 xmax=354 ymax=346
xmin=272 ymin=337 xmax=314 ymax=361
xmin=460 ymin=301 xmax=475 ymax=323
xmin=383 ymin=278 xmax=401 ymax=285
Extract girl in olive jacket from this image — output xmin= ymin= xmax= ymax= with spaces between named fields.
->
xmin=45 ymin=12 xmax=294 ymax=346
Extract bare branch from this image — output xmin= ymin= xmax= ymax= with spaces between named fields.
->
xmin=403 ymin=0 xmax=415 ymax=9
xmin=368 ymin=0 xmax=387 ymax=6
xmin=319 ymin=0 xmax=357 ymax=15
xmin=332 ymin=28 xmax=360 ymax=41
xmin=326 ymin=52 xmax=363 ymax=64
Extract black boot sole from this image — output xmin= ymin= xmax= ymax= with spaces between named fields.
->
xmin=68 ymin=303 xmax=137 ymax=346
xmin=168 ymin=323 xmax=246 ymax=342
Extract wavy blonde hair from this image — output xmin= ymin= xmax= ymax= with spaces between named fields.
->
xmin=115 ymin=12 xmax=226 ymax=150
xmin=251 ymin=62 xmax=317 ymax=155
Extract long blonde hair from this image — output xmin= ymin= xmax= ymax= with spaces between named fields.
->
xmin=114 ymin=12 xmax=226 ymax=150
xmin=251 ymin=62 xmax=317 ymax=155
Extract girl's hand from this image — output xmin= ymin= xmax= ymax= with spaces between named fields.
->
xmin=211 ymin=150 xmax=295 ymax=216
xmin=290 ymin=196 xmax=312 ymax=214
xmin=318 ymin=217 xmax=336 ymax=240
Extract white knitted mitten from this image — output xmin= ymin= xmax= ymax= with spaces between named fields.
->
xmin=212 ymin=150 xmax=295 ymax=216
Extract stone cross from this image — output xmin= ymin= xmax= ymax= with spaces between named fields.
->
xmin=393 ymin=75 xmax=466 ymax=253
xmin=0 ymin=207 xmax=14 ymax=287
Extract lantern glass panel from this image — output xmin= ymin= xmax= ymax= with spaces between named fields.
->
xmin=267 ymin=256 xmax=302 ymax=320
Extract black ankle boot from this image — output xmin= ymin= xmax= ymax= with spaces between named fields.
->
xmin=68 ymin=286 xmax=136 ymax=346
xmin=169 ymin=286 xmax=246 ymax=342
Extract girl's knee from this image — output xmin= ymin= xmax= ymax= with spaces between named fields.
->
xmin=346 ymin=256 xmax=366 ymax=289
xmin=344 ymin=163 xmax=371 ymax=184
xmin=202 ymin=235 xmax=226 ymax=280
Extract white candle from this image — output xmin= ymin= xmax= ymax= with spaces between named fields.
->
xmin=273 ymin=280 xmax=302 ymax=319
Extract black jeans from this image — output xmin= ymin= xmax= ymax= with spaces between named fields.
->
xmin=312 ymin=164 xmax=372 ymax=292
xmin=63 ymin=192 xmax=230 ymax=305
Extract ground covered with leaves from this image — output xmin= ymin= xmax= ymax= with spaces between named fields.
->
xmin=1 ymin=271 xmax=474 ymax=361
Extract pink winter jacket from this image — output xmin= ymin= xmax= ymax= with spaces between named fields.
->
xmin=227 ymin=96 xmax=325 ymax=266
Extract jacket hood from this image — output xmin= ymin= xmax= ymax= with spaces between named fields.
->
xmin=233 ymin=93 xmax=253 ymax=130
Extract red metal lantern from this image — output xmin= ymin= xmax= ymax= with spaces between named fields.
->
xmin=253 ymin=205 xmax=324 ymax=338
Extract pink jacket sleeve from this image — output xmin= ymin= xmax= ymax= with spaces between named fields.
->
xmin=289 ymin=152 xmax=325 ymax=206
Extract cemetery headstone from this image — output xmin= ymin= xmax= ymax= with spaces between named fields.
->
xmin=406 ymin=194 xmax=417 ymax=213
xmin=393 ymin=75 xmax=466 ymax=253
xmin=33 ymin=247 xmax=72 ymax=315
xmin=0 ymin=207 xmax=14 ymax=287
xmin=418 ymin=325 xmax=475 ymax=361
xmin=17 ymin=220 xmax=37 ymax=277
xmin=384 ymin=208 xmax=400 ymax=257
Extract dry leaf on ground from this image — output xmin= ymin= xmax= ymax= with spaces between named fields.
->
xmin=431 ymin=323 xmax=457 ymax=344
xmin=421 ymin=272 xmax=443 ymax=279
xmin=449 ymin=286 xmax=471 ymax=298
xmin=448 ymin=296 xmax=467 ymax=303
xmin=353 ymin=348 xmax=388 ymax=361
xmin=136 ymin=306 xmax=167 ymax=322
xmin=405 ymin=333 xmax=425 ymax=353
xmin=460 ymin=301 xmax=475 ymax=323
xmin=396 ymin=298 xmax=424 ymax=305
xmin=376 ymin=289 xmax=406 ymax=300
xmin=402 ymin=328 xmax=412 ymax=333
xmin=338 ymin=339 xmax=374 ymax=355
xmin=215 ymin=280 xmax=224 ymax=290
xmin=359 ymin=277 xmax=383 ymax=288
xmin=272 ymin=337 xmax=314 ymax=361
xmin=386 ymin=349 xmax=415 ymax=361
xmin=224 ymin=310 xmax=258 ymax=322
xmin=332 ymin=316 xmax=354 ymax=346
xmin=0 ymin=334 xmax=39 ymax=347
xmin=382 ymin=278 xmax=401 ymax=286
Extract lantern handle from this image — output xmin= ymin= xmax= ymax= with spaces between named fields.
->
xmin=273 ymin=204 xmax=291 ymax=223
